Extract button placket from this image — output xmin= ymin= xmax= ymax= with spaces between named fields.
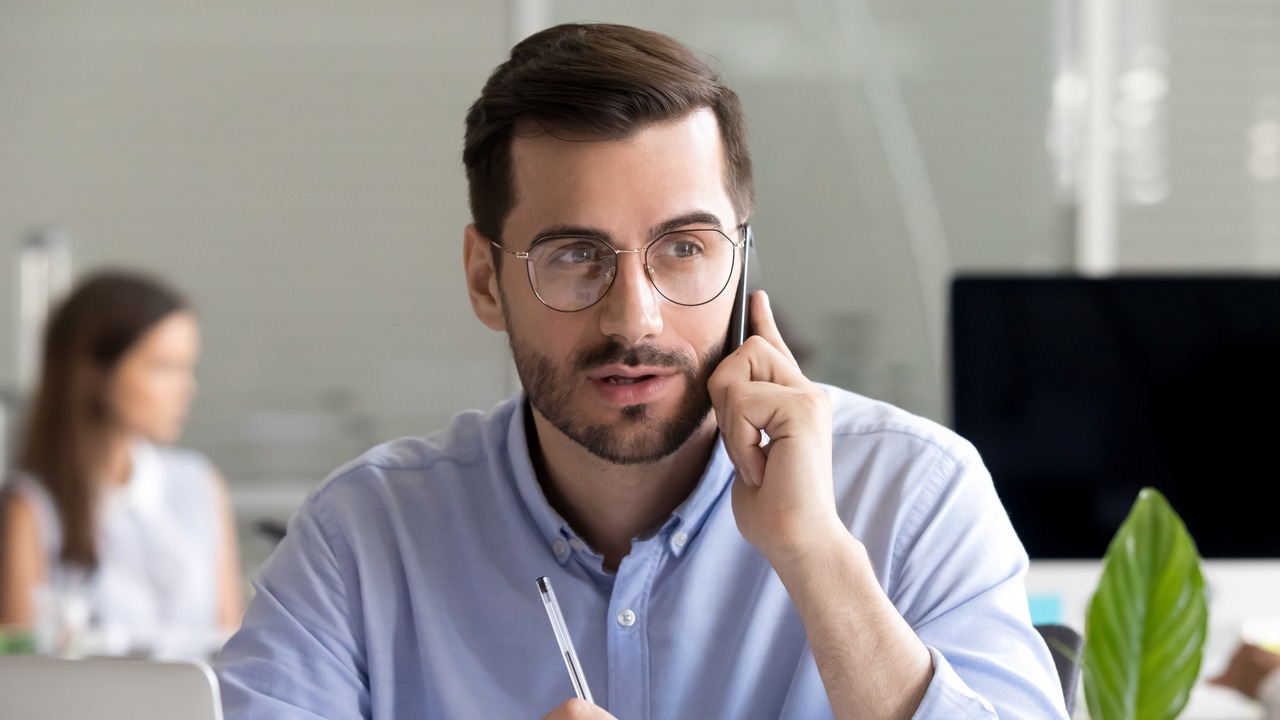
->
xmin=606 ymin=537 xmax=664 ymax=720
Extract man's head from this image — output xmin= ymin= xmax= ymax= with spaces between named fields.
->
xmin=463 ymin=22 xmax=753 ymax=248
xmin=462 ymin=24 xmax=753 ymax=466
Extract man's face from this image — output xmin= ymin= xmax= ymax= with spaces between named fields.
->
xmin=497 ymin=109 xmax=740 ymax=465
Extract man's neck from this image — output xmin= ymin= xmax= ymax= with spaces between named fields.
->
xmin=526 ymin=403 xmax=718 ymax=571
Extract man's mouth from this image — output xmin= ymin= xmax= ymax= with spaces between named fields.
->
xmin=603 ymin=375 xmax=654 ymax=385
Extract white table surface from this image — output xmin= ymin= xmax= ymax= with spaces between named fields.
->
xmin=1028 ymin=560 xmax=1280 ymax=720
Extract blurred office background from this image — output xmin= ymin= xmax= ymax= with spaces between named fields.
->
xmin=1 ymin=0 xmax=1277 ymax=682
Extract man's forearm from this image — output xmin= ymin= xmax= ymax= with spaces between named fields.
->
xmin=771 ymin=529 xmax=933 ymax=720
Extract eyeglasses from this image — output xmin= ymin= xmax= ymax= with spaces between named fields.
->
xmin=491 ymin=225 xmax=750 ymax=312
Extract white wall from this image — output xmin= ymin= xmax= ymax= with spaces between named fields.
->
xmin=2 ymin=2 xmax=1277 ymax=606
xmin=0 ymin=1 xmax=522 ymax=573
xmin=0 ymin=2 xmax=515 ymax=486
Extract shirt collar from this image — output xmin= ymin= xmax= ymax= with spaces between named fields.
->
xmin=663 ymin=435 xmax=735 ymax=557
xmin=505 ymin=394 xmax=736 ymax=566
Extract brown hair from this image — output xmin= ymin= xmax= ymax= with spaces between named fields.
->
xmin=463 ymin=22 xmax=754 ymax=252
xmin=17 ymin=269 xmax=189 ymax=569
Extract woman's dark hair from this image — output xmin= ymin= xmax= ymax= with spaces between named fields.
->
xmin=463 ymin=22 xmax=754 ymax=252
xmin=17 ymin=269 xmax=189 ymax=569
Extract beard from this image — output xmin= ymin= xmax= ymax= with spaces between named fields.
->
xmin=507 ymin=328 xmax=723 ymax=466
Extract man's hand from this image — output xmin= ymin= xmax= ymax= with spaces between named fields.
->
xmin=543 ymin=699 xmax=618 ymax=720
xmin=1209 ymin=642 xmax=1280 ymax=698
xmin=707 ymin=290 xmax=844 ymax=564
xmin=707 ymin=290 xmax=933 ymax=720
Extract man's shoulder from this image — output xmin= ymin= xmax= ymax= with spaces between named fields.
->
xmin=308 ymin=395 xmax=521 ymax=505
xmin=819 ymin=383 xmax=977 ymax=461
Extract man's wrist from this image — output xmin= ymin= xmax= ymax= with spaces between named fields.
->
xmin=760 ymin=516 xmax=856 ymax=578
xmin=766 ymin=522 xmax=870 ymax=600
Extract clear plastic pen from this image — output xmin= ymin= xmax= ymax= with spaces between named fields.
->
xmin=536 ymin=576 xmax=594 ymax=704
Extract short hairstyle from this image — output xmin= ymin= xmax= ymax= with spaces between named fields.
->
xmin=463 ymin=22 xmax=754 ymax=250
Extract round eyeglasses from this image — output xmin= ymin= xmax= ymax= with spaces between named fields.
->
xmin=491 ymin=225 xmax=750 ymax=312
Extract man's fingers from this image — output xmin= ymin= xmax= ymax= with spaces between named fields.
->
xmin=749 ymin=290 xmax=797 ymax=366
xmin=716 ymin=380 xmax=826 ymax=488
xmin=723 ymin=409 xmax=768 ymax=487
xmin=543 ymin=698 xmax=617 ymax=720
xmin=710 ymin=290 xmax=821 ymax=488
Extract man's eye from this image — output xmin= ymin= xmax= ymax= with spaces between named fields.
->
xmin=656 ymin=236 xmax=705 ymax=259
xmin=668 ymin=241 xmax=701 ymax=258
xmin=571 ymin=247 xmax=602 ymax=263
xmin=551 ymin=243 xmax=606 ymax=264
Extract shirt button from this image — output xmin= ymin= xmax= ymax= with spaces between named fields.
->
xmin=553 ymin=540 xmax=569 ymax=559
xmin=672 ymin=531 xmax=689 ymax=549
xmin=616 ymin=609 xmax=637 ymax=627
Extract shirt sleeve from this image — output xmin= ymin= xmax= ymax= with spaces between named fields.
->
xmin=213 ymin=490 xmax=371 ymax=719
xmin=888 ymin=443 xmax=1071 ymax=720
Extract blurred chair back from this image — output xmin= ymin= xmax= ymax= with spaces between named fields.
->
xmin=1035 ymin=623 xmax=1084 ymax=715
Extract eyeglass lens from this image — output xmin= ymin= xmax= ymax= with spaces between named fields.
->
xmin=526 ymin=229 xmax=737 ymax=311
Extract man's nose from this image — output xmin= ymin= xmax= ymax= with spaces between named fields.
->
xmin=597 ymin=249 xmax=663 ymax=345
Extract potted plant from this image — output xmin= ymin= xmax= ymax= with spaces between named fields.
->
xmin=1081 ymin=487 xmax=1209 ymax=719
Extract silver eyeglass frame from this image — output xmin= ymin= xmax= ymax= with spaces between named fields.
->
xmin=490 ymin=224 xmax=751 ymax=313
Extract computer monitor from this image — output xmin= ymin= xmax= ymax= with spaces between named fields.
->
xmin=950 ymin=275 xmax=1280 ymax=559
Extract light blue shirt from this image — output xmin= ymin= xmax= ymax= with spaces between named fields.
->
xmin=214 ymin=385 xmax=1068 ymax=719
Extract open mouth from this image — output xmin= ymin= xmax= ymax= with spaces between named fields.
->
xmin=586 ymin=363 xmax=675 ymax=406
xmin=603 ymin=375 xmax=654 ymax=385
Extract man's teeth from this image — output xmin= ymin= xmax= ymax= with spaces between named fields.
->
xmin=606 ymin=376 xmax=644 ymax=385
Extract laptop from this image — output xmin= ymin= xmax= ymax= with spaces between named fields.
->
xmin=0 ymin=655 xmax=223 ymax=720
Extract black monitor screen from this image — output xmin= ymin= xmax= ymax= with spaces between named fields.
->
xmin=950 ymin=275 xmax=1280 ymax=559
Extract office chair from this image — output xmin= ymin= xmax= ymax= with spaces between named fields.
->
xmin=257 ymin=519 xmax=288 ymax=543
xmin=1035 ymin=623 xmax=1084 ymax=715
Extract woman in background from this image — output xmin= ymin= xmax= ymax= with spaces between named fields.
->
xmin=0 ymin=269 xmax=243 ymax=656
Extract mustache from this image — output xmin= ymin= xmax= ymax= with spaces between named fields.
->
xmin=573 ymin=340 xmax=695 ymax=374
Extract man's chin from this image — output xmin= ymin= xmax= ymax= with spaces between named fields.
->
xmin=619 ymin=402 xmax=650 ymax=423
xmin=572 ymin=432 xmax=682 ymax=466
xmin=560 ymin=407 xmax=713 ymax=466
xmin=578 ymin=393 xmax=677 ymax=426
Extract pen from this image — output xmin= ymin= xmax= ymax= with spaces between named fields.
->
xmin=536 ymin=576 xmax=594 ymax=704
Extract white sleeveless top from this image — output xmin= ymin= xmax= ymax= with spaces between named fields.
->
xmin=4 ymin=441 xmax=221 ymax=658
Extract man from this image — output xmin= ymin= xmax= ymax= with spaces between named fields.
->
xmin=214 ymin=22 xmax=1068 ymax=719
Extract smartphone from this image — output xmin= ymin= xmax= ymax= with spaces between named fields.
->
xmin=725 ymin=225 xmax=759 ymax=355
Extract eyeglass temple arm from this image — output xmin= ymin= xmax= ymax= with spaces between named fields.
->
xmin=489 ymin=239 xmax=530 ymax=260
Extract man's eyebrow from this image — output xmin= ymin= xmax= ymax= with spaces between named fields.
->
xmin=532 ymin=211 xmax=726 ymax=246
xmin=651 ymin=211 xmax=724 ymax=237
xmin=533 ymin=224 xmax=613 ymax=243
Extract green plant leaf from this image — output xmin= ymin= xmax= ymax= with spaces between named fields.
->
xmin=1083 ymin=487 xmax=1208 ymax=720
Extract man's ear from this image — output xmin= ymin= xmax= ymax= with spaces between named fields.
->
xmin=463 ymin=224 xmax=507 ymax=331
